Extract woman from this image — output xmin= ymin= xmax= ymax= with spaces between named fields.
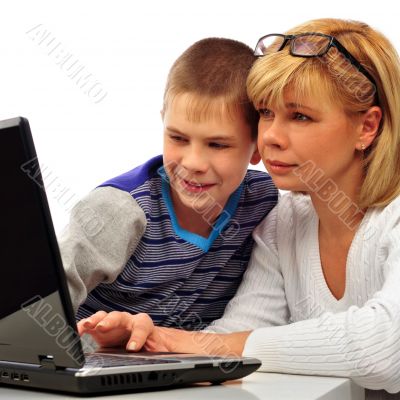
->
xmin=78 ymin=18 xmax=400 ymax=396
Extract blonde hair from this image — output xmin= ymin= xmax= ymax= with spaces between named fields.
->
xmin=163 ymin=38 xmax=258 ymax=139
xmin=248 ymin=18 xmax=400 ymax=208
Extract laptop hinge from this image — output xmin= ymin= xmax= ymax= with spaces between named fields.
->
xmin=39 ymin=355 xmax=57 ymax=370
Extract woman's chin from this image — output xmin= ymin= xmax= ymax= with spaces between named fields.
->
xmin=271 ymin=177 xmax=308 ymax=192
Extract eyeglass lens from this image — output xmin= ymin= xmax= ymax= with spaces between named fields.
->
xmin=255 ymin=34 xmax=332 ymax=57
xmin=291 ymin=35 xmax=331 ymax=56
xmin=254 ymin=35 xmax=285 ymax=56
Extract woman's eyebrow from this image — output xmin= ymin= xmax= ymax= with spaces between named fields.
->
xmin=285 ymin=102 xmax=316 ymax=111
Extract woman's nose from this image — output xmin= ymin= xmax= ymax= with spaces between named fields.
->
xmin=259 ymin=118 xmax=289 ymax=150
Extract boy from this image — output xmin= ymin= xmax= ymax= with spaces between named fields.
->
xmin=60 ymin=37 xmax=278 ymax=330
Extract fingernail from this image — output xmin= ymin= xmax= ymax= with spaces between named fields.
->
xmin=127 ymin=341 xmax=137 ymax=351
xmin=83 ymin=319 xmax=92 ymax=328
xmin=97 ymin=321 xmax=108 ymax=328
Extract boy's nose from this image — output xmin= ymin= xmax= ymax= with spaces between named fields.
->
xmin=181 ymin=147 xmax=209 ymax=173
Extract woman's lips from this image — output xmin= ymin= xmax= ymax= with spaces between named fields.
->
xmin=266 ymin=159 xmax=298 ymax=174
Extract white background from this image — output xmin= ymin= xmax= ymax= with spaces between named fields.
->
xmin=0 ymin=0 xmax=397 ymax=233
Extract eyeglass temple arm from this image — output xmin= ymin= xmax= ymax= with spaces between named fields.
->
xmin=333 ymin=40 xmax=376 ymax=87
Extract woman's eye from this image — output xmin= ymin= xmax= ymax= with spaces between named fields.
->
xmin=293 ymin=112 xmax=310 ymax=122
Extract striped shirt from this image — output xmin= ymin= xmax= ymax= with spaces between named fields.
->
xmin=75 ymin=155 xmax=278 ymax=328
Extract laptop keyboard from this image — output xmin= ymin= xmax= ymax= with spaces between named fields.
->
xmin=84 ymin=353 xmax=181 ymax=368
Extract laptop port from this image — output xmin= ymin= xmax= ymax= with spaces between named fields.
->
xmin=21 ymin=374 xmax=30 ymax=382
xmin=1 ymin=371 xmax=10 ymax=379
xmin=11 ymin=372 xmax=20 ymax=381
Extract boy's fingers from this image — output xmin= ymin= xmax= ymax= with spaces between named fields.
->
xmin=76 ymin=322 xmax=86 ymax=336
xmin=96 ymin=311 xmax=132 ymax=331
xmin=86 ymin=311 xmax=109 ymax=327
xmin=126 ymin=314 xmax=154 ymax=351
xmin=77 ymin=311 xmax=108 ymax=334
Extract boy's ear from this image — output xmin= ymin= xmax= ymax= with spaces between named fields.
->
xmin=160 ymin=109 xmax=164 ymax=120
xmin=250 ymin=148 xmax=261 ymax=165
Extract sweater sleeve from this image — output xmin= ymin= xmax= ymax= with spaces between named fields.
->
xmin=243 ymin=211 xmax=400 ymax=394
xmin=206 ymin=206 xmax=290 ymax=333
xmin=58 ymin=186 xmax=147 ymax=313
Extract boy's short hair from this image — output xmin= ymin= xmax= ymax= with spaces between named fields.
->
xmin=163 ymin=38 xmax=258 ymax=139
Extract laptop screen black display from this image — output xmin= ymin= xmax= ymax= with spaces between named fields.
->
xmin=0 ymin=123 xmax=58 ymax=320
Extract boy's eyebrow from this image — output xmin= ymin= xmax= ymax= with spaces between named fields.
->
xmin=165 ymin=126 xmax=188 ymax=136
xmin=207 ymin=135 xmax=237 ymax=141
xmin=165 ymin=126 xmax=237 ymax=141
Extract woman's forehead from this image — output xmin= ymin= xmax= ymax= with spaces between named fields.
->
xmin=258 ymin=86 xmax=339 ymax=112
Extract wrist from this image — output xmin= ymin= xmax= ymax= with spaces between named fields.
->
xmin=215 ymin=331 xmax=252 ymax=356
xmin=156 ymin=327 xmax=252 ymax=357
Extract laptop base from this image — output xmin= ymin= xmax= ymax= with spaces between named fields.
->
xmin=0 ymin=360 xmax=258 ymax=394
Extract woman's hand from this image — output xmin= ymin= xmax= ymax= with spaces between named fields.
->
xmin=77 ymin=311 xmax=169 ymax=351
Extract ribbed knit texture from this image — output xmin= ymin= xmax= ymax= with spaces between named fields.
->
xmin=208 ymin=192 xmax=400 ymax=398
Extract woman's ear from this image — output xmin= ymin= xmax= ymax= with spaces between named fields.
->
xmin=357 ymin=106 xmax=382 ymax=150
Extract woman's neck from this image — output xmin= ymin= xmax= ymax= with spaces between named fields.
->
xmin=310 ymin=183 xmax=365 ymax=240
xmin=309 ymin=164 xmax=366 ymax=239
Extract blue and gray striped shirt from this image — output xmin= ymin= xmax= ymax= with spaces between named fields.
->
xmin=76 ymin=155 xmax=278 ymax=329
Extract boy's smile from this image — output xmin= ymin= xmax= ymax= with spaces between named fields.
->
xmin=180 ymin=178 xmax=216 ymax=193
xmin=162 ymin=93 xmax=260 ymax=235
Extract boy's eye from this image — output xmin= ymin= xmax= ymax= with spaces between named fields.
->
xmin=170 ymin=135 xmax=187 ymax=142
xmin=292 ymin=112 xmax=311 ymax=122
xmin=209 ymin=142 xmax=229 ymax=149
xmin=257 ymin=108 xmax=273 ymax=118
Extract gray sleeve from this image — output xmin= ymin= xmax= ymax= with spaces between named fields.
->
xmin=57 ymin=186 xmax=147 ymax=313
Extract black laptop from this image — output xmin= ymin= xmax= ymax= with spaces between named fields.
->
xmin=0 ymin=117 xmax=261 ymax=394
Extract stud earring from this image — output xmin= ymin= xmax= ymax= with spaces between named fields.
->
xmin=361 ymin=144 xmax=366 ymax=150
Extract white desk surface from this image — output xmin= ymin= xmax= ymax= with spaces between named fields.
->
xmin=0 ymin=372 xmax=364 ymax=400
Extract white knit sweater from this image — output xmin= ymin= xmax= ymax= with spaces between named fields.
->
xmin=208 ymin=192 xmax=400 ymax=397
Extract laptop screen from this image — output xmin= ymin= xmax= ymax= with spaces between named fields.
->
xmin=0 ymin=118 xmax=83 ymax=368
xmin=0 ymin=121 xmax=58 ymax=320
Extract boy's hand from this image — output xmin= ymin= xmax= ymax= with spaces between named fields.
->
xmin=77 ymin=311 xmax=169 ymax=352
